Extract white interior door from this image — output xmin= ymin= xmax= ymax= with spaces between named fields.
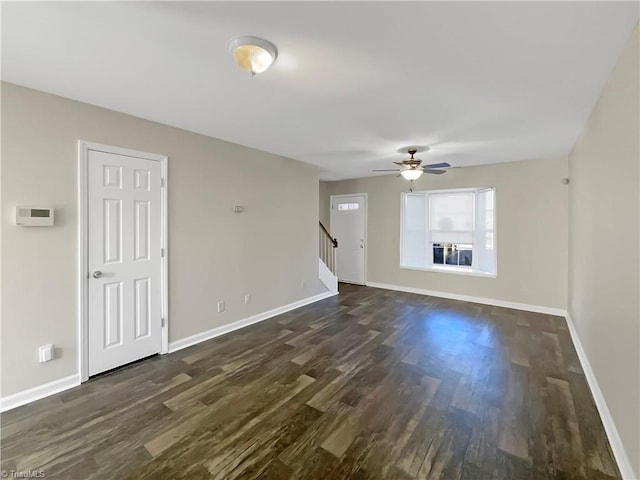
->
xmin=88 ymin=149 xmax=162 ymax=375
xmin=331 ymin=195 xmax=366 ymax=284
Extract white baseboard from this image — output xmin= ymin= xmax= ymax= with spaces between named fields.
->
xmin=365 ymin=281 xmax=634 ymax=477
xmin=565 ymin=313 xmax=636 ymax=479
xmin=366 ymin=281 xmax=566 ymax=316
xmin=0 ymin=292 xmax=337 ymax=412
xmin=0 ymin=374 xmax=80 ymax=413
xmin=168 ymin=291 xmax=338 ymax=353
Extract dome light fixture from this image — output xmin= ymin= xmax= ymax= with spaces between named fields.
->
xmin=227 ymin=36 xmax=278 ymax=76
xmin=400 ymin=167 xmax=424 ymax=181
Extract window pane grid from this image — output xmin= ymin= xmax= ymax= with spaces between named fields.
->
xmin=432 ymin=243 xmax=473 ymax=267
xmin=338 ymin=203 xmax=359 ymax=211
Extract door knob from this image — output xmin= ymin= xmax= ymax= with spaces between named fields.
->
xmin=93 ymin=271 xmax=103 ymax=279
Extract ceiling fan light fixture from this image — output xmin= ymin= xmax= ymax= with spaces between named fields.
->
xmin=227 ymin=36 xmax=278 ymax=75
xmin=400 ymin=168 xmax=423 ymax=181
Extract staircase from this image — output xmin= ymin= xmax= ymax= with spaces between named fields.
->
xmin=319 ymin=222 xmax=338 ymax=294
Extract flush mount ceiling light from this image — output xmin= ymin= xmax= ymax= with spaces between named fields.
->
xmin=227 ymin=36 xmax=278 ymax=76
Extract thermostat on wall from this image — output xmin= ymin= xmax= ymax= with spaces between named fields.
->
xmin=16 ymin=206 xmax=54 ymax=226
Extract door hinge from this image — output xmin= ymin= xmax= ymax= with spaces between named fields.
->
xmin=161 ymin=248 xmax=165 ymax=257
xmin=161 ymin=317 xmax=166 ymax=327
xmin=161 ymin=177 xmax=165 ymax=188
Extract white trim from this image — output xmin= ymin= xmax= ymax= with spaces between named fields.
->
xmin=78 ymin=143 xmax=89 ymax=382
xmin=160 ymin=158 xmax=169 ymax=355
xmin=400 ymin=264 xmax=497 ymax=278
xmin=409 ymin=186 xmax=483 ymax=195
xmin=0 ymin=374 xmax=80 ymax=413
xmin=79 ymin=141 xmax=167 ymax=162
xmin=330 ymin=193 xmax=368 ymax=285
xmin=0 ymin=292 xmax=336 ymax=412
xmin=77 ymin=141 xmax=169 ymax=382
xmin=168 ymin=291 xmax=337 ymax=353
xmin=366 ymin=281 xmax=566 ymax=316
xmin=565 ymin=313 xmax=636 ymax=480
xmin=365 ymin=281 xmax=635 ymax=478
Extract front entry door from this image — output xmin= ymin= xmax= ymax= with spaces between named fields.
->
xmin=331 ymin=195 xmax=366 ymax=285
xmin=88 ymin=148 xmax=162 ymax=375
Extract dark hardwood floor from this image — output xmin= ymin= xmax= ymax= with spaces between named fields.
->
xmin=1 ymin=284 xmax=620 ymax=479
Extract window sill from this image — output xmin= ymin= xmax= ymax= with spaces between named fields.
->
xmin=400 ymin=264 xmax=497 ymax=278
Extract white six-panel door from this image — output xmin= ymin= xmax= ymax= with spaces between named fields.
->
xmin=331 ymin=194 xmax=366 ymax=285
xmin=87 ymin=149 xmax=162 ymax=375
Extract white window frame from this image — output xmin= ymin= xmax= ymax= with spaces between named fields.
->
xmin=399 ymin=187 xmax=497 ymax=278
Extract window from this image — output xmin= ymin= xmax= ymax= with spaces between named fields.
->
xmin=338 ymin=203 xmax=359 ymax=211
xmin=433 ymin=243 xmax=473 ymax=266
xmin=400 ymin=187 xmax=496 ymax=276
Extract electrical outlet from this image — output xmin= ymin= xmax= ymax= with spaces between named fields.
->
xmin=244 ymin=294 xmax=251 ymax=305
xmin=217 ymin=300 xmax=225 ymax=313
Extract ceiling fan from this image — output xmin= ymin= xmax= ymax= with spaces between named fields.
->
xmin=372 ymin=147 xmax=450 ymax=182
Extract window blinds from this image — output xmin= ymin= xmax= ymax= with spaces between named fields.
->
xmin=475 ymin=189 xmax=495 ymax=273
xmin=428 ymin=193 xmax=475 ymax=244
xmin=401 ymin=194 xmax=427 ymax=266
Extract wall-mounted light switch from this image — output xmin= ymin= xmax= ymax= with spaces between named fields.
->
xmin=39 ymin=344 xmax=54 ymax=363
xmin=217 ymin=301 xmax=225 ymax=313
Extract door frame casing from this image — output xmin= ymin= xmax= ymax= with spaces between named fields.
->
xmin=329 ymin=193 xmax=368 ymax=285
xmin=77 ymin=141 xmax=169 ymax=383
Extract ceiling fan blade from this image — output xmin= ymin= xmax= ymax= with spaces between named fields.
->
xmin=372 ymin=169 xmax=400 ymax=172
xmin=393 ymin=162 xmax=405 ymax=166
xmin=424 ymin=169 xmax=447 ymax=175
xmin=424 ymin=162 xmax=451 ymax=169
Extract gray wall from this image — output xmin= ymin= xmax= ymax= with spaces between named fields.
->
xmin=319 ymin=180 xmax=330 ymax=229
xmin=320 ymin=156 xmax=569 ymax=310
xmin=1 ymin=82 xmax=322 ymax=396
xmin=568 ymin=26 xmax=639 ymax=476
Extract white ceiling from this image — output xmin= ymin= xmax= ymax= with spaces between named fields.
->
xmin=2 ymin=2 xmax=638 ymax=180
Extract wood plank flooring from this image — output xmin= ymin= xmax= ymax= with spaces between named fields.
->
xmin=1 ymin=284 xmax=620 ymax=479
